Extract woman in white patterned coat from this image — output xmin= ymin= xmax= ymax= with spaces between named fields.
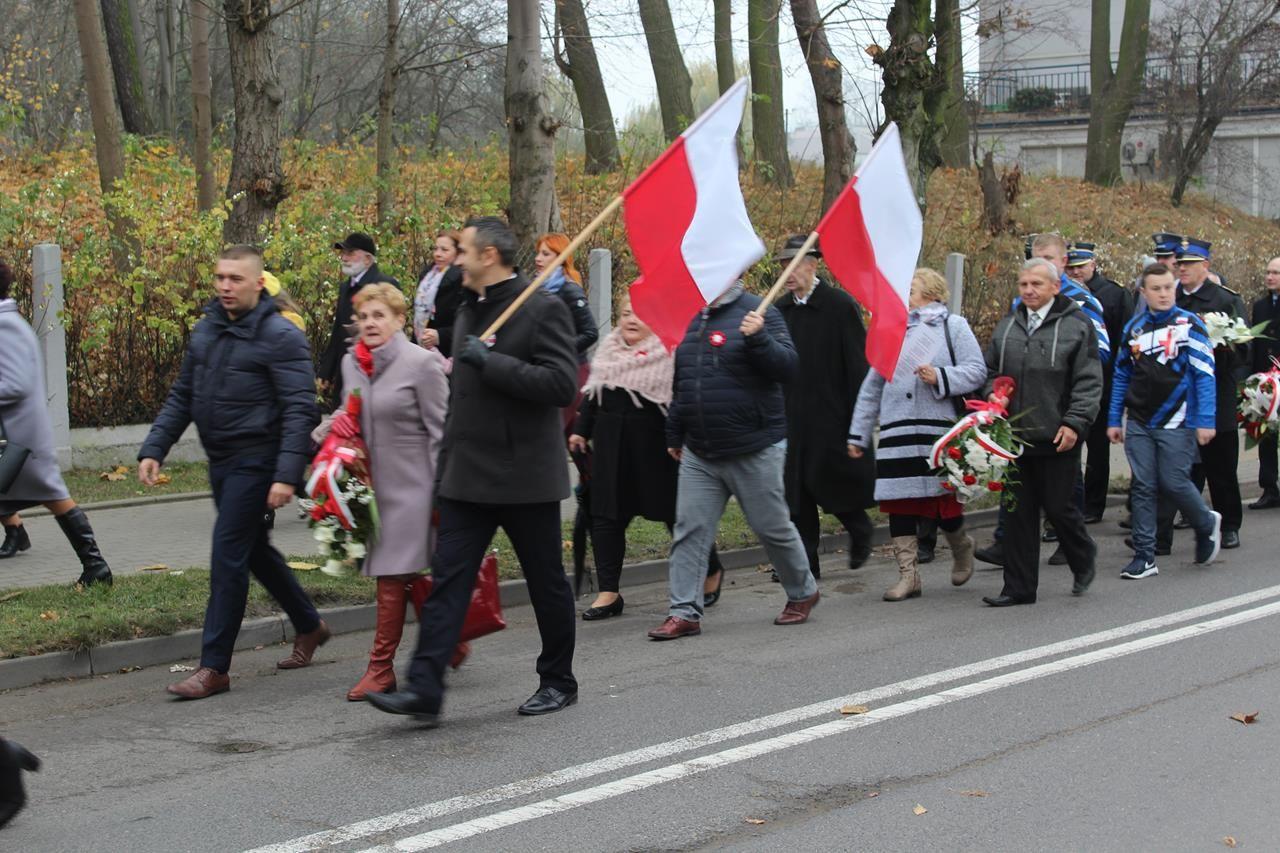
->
xmin=848 ymin=268 xmax=987 ymax=601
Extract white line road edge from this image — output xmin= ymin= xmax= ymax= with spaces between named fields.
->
xmin=247 ymin=584 xmax=1280 ymax=853
xmin=373 ymin=597 xmax=1280 ymax=852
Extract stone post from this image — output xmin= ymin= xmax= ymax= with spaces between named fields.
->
xmin=587 ymin=248 xmax=612 ymax=341
xmin=31 ymin=244 xmax=72 ymax=470
xmin=945 ymin=252 xmax=966 ymax=317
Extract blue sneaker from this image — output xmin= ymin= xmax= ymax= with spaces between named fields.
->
xmin=1120 ymin=557 xmax=1159 ymax=579
xmin=1195 ymin=511 xmax=1222 ymax=565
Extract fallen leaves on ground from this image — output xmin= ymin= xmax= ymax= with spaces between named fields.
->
xmin=958 ymin=789 xmax=990 ymax=797
xmin=913 ymin=804 xmax=928 ymax=816
xmin=1229 ymin=711 xmax=1259 ymax=725
xmin=39 ymin=610 xmax=58 ymax=621
xmin=140 ymin=564 xmax=169 ymax=572
xmin=118 ymin=666 xmax=141 ymax=673
xmin=744 ymin=818 xmax=767 ymax=825
xmin=169 ymin=663 xmax=195 ymax=673
xmin=287 ymin=561 xmax=320 ymax=571
xmin=153 ymin=473 xmax=172 ymax=485
xmin=1224 ymin=836 xmax=1238 ymax=848
xmin=866 ymin=791 xmax=880 ymax=798
xmin=840 ymin=704 xmax=870 ymax=715
xmin=99 ymin=465 xmax=130 ymax=482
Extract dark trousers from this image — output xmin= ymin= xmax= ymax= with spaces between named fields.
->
xmin=1001 ymin=450 xmax=1096 ymax=601
xmin=202 ymin=456 xmax=321 ymax=672
xmin=1083 ymin=412 xmax=1111 ymax=517
xmin=790 ymin=487 xmax=872 ymax=579
xmin=1259 ymin=431 xmax=1278 ymax=497
xmin=889 ymin=513 xmax=961 ymax=537
xmin=590 ymin=516 xmax=722 ymax=593
xmin=407 ymin=498 xmax=576 ymax=713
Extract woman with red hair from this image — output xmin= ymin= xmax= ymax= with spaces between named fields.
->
xmin=535 ymin=233 xmax=598 ymax=359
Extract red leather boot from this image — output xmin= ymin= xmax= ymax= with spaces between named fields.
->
xmin=347 ymin=577 xmax=407 ymax=701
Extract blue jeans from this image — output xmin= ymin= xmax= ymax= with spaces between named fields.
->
xmin=1124 ymin=421 xmax=1213 ymax=560
xmin=668 ymin=445 xmax=816 ymax=621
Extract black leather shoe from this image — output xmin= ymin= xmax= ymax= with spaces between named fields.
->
xmin=1118 ymin=517 xmax=1132 ymax=530
xmin=1072 ymin=564 xmax=1096 ymax=596
xmin=704 ymin=569 xmax=725 ymax=607
xmin=1047 ymin=546 xmax=1068 ymax=566
xmin=1124 ymin=536 xmax=1170 ymax=556
xmin=982 ymin=594 xmax=1035 ymax=607
xmin=1222 ymin=529 xmax=1241 ymax=549
xmin=1041 ymin=527 xmax=1058 ymax=543
xmin=1249 ymin=493 xmax=1280 ymax=510
xmin=974 ymin=541 xmax=1005 ymax=567
xmin=1082 ymin=512 xmax=1103 ymax=524
xmin=0 ymin=737 xmax=39 ymax=831
xmin=848 ymin=543 xmax=872 ymax=571
xmin=518 ymin=686 xmax=578 ymax=716
xmin=582 ymin=596 xmax=624 ymax=621
xmin=365 ymin=690 xmax=440 ymax=726
xmin=0 ymin=524 xmax=30 ymax=559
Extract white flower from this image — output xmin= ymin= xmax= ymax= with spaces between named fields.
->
xmin=347 ymin=542 xmax=366 ymax=559
xmin=313 ymin=526 xmax=335 ymax=544
xmin=964 ymin=445 xmax=991 ymax=473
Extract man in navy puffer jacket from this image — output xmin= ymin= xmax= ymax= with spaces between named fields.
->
xmin=648 ymin=282 xmax=820 ymax=639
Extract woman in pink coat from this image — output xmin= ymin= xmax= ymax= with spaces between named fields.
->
xmin=327 ymin=283 xmax=450 ymax=700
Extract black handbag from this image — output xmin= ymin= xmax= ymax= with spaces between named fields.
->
xmin=941 ymin=313 xmax=981 ymax=417
xmin=0 ymin=409 xmax=31 ymax=495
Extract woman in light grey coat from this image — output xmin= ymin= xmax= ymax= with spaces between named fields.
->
xmin=848 ymin=268 xmax=986 ymax=601
xmin=0 ymin=261 xmax=112 ymax=586
xmin=315 ymin=283 xmax=450 ymax=701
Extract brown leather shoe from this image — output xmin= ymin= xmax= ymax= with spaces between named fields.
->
xmin=774 ymin=590 xmax=820 ymax=625
xmin=166 ymin=667 xmax=230 ymax=700
xmin=278 ymin=620 xmax=331 ymax=670
xmin=647 ymin=616 xmax=701 ymax=641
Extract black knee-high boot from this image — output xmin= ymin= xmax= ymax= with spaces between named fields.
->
xmin=0 ymin=738 xmax=40 ymax=830
xmin=0 ymin=522 xmax=30 ymax=559
xmin=55 ymin=508 xmax=112 ymax=587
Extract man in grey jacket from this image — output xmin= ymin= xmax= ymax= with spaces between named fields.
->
xmin=981 ymin=259 xmax=1103 ymax=607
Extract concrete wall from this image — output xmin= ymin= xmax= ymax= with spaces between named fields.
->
xmin=978 ymin=0 xmax=1179 ymax=71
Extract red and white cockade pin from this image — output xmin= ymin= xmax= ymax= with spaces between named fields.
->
xmin=709 ymin=331 xmax=727 ymax=347
xmin=483 ymin=334 xmax=497 ymax=347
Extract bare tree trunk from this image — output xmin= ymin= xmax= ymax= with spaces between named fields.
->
xmin=190 ymin=0 xmax=216 ymax=211
xmin=747 ymin=0 xmax=793 ymax=186
xmin=714 ymin=0 xmax=746 ymax=166
xmin=506 ymin=0 xmax=560 ymax=247
xmin=293 ymin=0 xmax=323 ymax=135
xmin=874 ymin=0 xmax=939 ymax=208
xmin=376 ymin=0 xmax=399 ymax=226
xmin=977 ymin=151 xmax=1010 ymax=233
xmin=73 ymin=0 xmax=133 ymax=268
xmin=1084 ymin=0 xmax=1151 ymax=186
xmin=222 ymin=0 xmax=286 ymax=244
xmin=934 ymin=0 xmax=970 ymax=167
xmin=155 ymin=0 xmax=177 ymax=135
xmin=99 ymin=0 xmax=152 ymax=134
xmin=638 ymin=0 xmax=694 ymax=141
xmin=554 ymin=0 xmax=620 ymax=173
xmin=791 ymin=0 xmax=853 ymax=210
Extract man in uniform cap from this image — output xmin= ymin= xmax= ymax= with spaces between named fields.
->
xmin=1067 ymin=242 xmax=1134 ymax=522
xmin=317 ymin=232 xmax=400 ymax=405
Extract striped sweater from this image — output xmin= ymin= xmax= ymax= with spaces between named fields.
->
xmin=1108 ymin=306 xmax=1216 ymax=429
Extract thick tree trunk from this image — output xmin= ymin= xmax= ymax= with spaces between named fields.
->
xmin=73 ymin=0 xmax=133 ymax=268
xmin=376 ymin=0 xmax=399 ymax=225
xmin=747 ymin=0 xmax=793 ymax=187
xmin=155 ymin=0 xmax=177 ymax=135
xmin=99 ymin=0 xmax=152 ymax=134
xmin=638 ymin=0 xmax=694 ymax=141
xmin=977 ymin=151 xmax=1009 ymax=233
xmin=934 ymin=0 xmax=970 ymax=167
xmin=293 ymin=0 xmax=323 ymax=135
xmin=791 ymin=0 xmax=853 ymax=210
xmin=190 ymin=0 xmax=216 ymax=212
xmin=714 ymin=0 xmax=735 ymax=94
xmin=506 ymin=0 xmax=560 ymax=247
xmin=554 ymin=0 xmax=620 ymax=174
xmin=876 ymin=0 xmax=939 ymax=209
xmin=222 ymin=0 xmax=286 ymax=244
xmin=1084 ymin=0 xmax=1151 ymax=186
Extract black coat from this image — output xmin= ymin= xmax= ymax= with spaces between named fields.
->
xmin=1251 ymin=292 xmax=1280 ymax=372
xmin=777 ymin=281 xmax=876 ymax=512
xmin=1084 ymin=271 xmax=1134 ymax=370
xmin=317 ymin=262 xmax=400 ymax=394
xmin=139 ymin=296 xmax=319 ymax=485
xmin=437 ymin=275 xmax=578 ymax=504
xmin=417 ymin=264 xmax=463 ymax=357
xmin=551 ymin=279 xmax=599 ymax=359
xmin=665 ymin=287 xmax=798 ymax=458
xmin=1179 ymin=279 xmax=1249 ymax=432
xmin=575 ymin=388 xmax=677 ymax=522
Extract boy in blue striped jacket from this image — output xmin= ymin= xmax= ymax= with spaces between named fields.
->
xmin=1107 ymin=264 xmax=1222 ymax=578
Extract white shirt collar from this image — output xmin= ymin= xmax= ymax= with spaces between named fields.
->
xmin=793 ymin=277 xmax=820 ymax=305
xmin=1026 ymin=302 xmax=1052 ymax=326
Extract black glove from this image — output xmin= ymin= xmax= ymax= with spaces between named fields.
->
xmin=457 ymin=334 xmax=491 ymax=369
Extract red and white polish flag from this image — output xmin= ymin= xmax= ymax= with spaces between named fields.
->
xmin=623 ymin=78 xmax=764 ymax=349
xmin=816 ymin=122 xmax=923 ymax=379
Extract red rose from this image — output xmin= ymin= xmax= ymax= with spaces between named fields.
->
xmin=1237 ymin=412 xmax=1245 ymax=423
xmin=962 ymin=474 xmax=977 ymax=485
xmin=941 ymin=481 xmax=955 ymax=491
xmin=947 ymin=446 xmax=963 ymax=460
xmin=988 ymin=481 xmax=1003 ymax=491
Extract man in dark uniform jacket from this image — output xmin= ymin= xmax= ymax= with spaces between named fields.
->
xmin=1166 ymin=238 xmax=1247 ymax=548
xmin=1249 ymin=256 xmax=1280 ymax=509
xmin=367 ymin=217 xmax=580 ymax=725
xmin=1067 ymin=242 xmax=1134 ymax=521
xmin=317 ymin=232 xmax=400 ymax=404
xmin=775 ymin=235 xmax=876 ymax=579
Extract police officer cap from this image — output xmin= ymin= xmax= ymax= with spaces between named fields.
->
xmin=1151 ymin=232 xmax=1182 ymax=257
xmin=1066 ymin=241 xmax=1096 ymax=267
xmin=1175 ymin=237 xmax=1211 ymax=263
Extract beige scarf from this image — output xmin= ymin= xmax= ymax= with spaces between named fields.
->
xmin=582 ymin=327 xmax=674 ymax=413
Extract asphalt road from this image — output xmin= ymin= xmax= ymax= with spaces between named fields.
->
xmin=3 ymin=511 xmax=1280 ymax=852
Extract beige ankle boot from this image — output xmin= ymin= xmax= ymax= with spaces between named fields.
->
xmin=884 ymin=535 xmax=922 ymax=601
xmin=946 ymin=527 xmax=975 ymax=586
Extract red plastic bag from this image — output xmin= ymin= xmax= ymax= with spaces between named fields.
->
xmin=410 ymin=551 xmax=506 ymax=642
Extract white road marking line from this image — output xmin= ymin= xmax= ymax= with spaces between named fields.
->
xmin=374 ymin=597 xmax=1280 ymax=851
xmin=247 ymin=584 xmax=1280 ymax=853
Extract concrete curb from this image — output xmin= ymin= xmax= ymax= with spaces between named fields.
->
xmin=0 ymin=498 xmax=1106 ymax=692
xmin=23 ymin=491 xmax=213 ymax=518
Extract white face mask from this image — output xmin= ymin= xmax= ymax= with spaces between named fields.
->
xmin=341 ymin=258 xmax=369 ymax=278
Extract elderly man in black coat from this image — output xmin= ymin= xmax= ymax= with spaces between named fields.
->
xmin=1249 ymin=256 xmax=1280 ymax=509
xmin=317 ymin=232 xmax=400 ymax=404
xmin=367 ymin=217 xmax=580 ymax=725
xmin=774 ymin=236 xmax=876 ymax=579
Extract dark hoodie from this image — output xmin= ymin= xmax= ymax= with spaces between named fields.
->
xmin=984 ymin=293 xmax=1102 ymax=454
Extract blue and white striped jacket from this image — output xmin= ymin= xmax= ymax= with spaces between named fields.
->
xmin=1014 ymin=274 xmax=1110 ymax=363
xmin=1108 ymin=306 xmax=1216 ymax=429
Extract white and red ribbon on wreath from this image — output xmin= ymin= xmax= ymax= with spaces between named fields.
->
xmin=305 ymin=446 xmax=361 ymax=530
xmin=929 ymin=377 xmax=1022 ymax=469
xmin=1257 ymin=357 xmax=1280 ymax=422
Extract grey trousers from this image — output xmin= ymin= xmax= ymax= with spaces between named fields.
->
xmin=668 ymin=445 xmax=816 ymax=621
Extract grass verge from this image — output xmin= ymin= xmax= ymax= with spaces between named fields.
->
xmin=60 ymin=461 xmax=211 ymax=504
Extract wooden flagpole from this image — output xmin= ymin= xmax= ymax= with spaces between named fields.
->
xmin=480 ymin=195 xmax=625 ymax=340
xmin=756 ymin=229 xmax=821 ymax=312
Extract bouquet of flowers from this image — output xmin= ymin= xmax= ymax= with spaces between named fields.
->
xmin=1238 ymin=361 xmax=1280 ymax=449
xmin=1203 ymin=312 xmax=1268 ymax=348
xmin=928 ymin=376 xmax=1024 ymax=504
xmin=301 ymin=389 xmax=380 ymax=575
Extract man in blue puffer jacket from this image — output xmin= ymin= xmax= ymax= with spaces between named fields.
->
xmin=647 ymin=281 xmax=820 ymax=640
xmin=139 ymin=244 xmax=327 ymax=700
